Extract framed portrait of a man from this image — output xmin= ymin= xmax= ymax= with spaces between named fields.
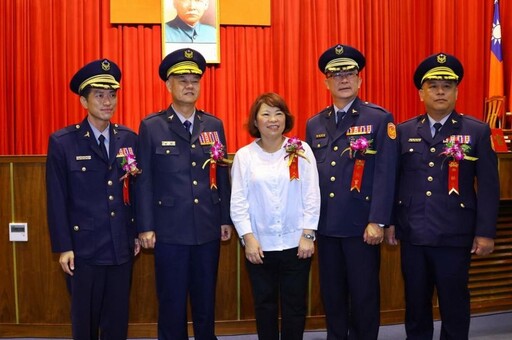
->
xmin=162 ymin=0 xmax=220 ymax=63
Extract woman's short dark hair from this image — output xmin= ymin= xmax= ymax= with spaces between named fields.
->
xmin=247 ymin=92 xmax=295 ymax=138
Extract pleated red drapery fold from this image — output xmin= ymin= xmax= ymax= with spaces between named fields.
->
xmin=0 ymin=0 xmax=511 ymax=155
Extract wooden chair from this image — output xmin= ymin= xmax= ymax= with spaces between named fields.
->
xmin=484 ymin=96 xmax=506 ymax=128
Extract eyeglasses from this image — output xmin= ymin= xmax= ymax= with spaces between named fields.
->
xmin=326 ymin=71 xmax=358 ymax=81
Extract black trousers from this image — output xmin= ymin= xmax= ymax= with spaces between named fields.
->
xmin=401 ymin=242 xmax=472 ymax=340
xmin=317 ymin=235 xmax=381 ymax=340
xmin=246 ymin=247 xmax=312 ymax=340
xmin=67 ymin=259 xmax=132 ymax=340
xmin=155 ymin=240 xmax=221 ymax=340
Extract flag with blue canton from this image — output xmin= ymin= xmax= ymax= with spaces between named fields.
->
xmin=489 ymin=0 xmax=503 ymax=97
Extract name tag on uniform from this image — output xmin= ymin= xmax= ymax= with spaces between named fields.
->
xmin=161 ymin=141 xmax=176 ymax=146
xmin=199 ymin=131 xmax=220 ymax=145
xmin=315 ymin=133 xmax=326 ymax=139
xmin=408 ymin=138 xmax=422 ymax=143
xmin=347 ymin=125 xmax=373 ymax=136
xmin=75 ymin=155 xmax=92 ymax=160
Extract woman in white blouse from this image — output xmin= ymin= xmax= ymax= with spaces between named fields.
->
xmin=230 ymin=92 xmax=321 ymax=340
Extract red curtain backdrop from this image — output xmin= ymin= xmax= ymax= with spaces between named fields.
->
xmin=0 ymin=0 xmax=511 ymax=155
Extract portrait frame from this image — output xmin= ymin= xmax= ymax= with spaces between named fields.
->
xmin=162 ymin=0 xmax=220 ymax=63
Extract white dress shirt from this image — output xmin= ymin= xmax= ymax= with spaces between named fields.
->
xmin=230 ymin=137 xmax=321 ymax=251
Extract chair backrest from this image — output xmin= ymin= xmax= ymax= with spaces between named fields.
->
xmin=484 ymin=96 xmax=506 ymax=128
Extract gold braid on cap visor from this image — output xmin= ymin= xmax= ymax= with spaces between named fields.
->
xmin=167 ymin=61 xmax=203 ymax=78
xmin=325 ymin=58 xmax=358 ymax=72
xmin=421 ymin=66 xmax=459 ymax=83
xmin=79 ymin=75 xmax=120 ymax=92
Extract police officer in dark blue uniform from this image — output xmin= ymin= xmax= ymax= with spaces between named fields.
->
xmin=46 ymin=59 xmax=140 ymax=340
xmin=306 ymin=44 xmax=397 ymax=339
xmin=135 ymin=48 xmax=232 ymax=340
xmin=386 ymin=53 xmax=500 ymax=340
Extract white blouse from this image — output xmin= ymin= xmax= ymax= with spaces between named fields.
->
xmin=230 ymin=137 xmax=321 ymax=251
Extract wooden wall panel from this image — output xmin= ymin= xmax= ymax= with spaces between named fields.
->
xmin=1 ymin=155 xmax=511 ymax=338
xmin=13 ymin=162 xmax=71 ymax=324
xmin=0 ymin=163 xmax=16 ymax=323
xmin=498 ymin=155 xmax=512 ymax=199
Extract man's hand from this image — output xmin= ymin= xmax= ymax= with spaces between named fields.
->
xmin=364 ymin=223 xmax=384 ymax=245
xmin=385 ymin=225 xmax=399 ymax=246
xmin=134 ymin=238 xmax=141 ymax=256
xmin=471 ymin=236 xmax=494 ymax=256
xmin=139 ymin=231 xmax=156 ymax=249
xmin=59 ymin=250 xmax=75 ymax=276
xmin=221 ymin=225 xmax=233 ymax=241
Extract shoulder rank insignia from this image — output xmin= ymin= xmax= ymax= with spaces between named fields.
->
xmin=199 ymin=131 xmax=220 ymax=145
xmin=347 ymin=125 xmax=372 ymax=136
xmin=408 ymin=138 xmax=422 ymax=143
xmin=315 ymin=133 xmax=326 ymax=139
xmin=162 ymin=141 xmax=176 ymax=146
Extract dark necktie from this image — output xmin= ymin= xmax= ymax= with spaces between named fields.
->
xmin=336 ymin=110 xmax=346 ymax=127
xmin=98 ymin=135 xmax=109 ymax=161
xmin=183 ymin=120 xmax=192 ymax=138
xmin=433 ymin=122 xmax=443 ymax=138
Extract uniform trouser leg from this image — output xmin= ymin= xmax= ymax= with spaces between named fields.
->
xmin=189 ymin=240 xmax=220 ymax=340
xmin=318 ymin=235 xmax=380 ymax=340
xmin=68 ymin=259 xmax=132 ymax=340
xmin=431 ymin=246 xmax=471 ymax=340
xmin=279 ymin=248 xmax=312 ymax=340
xmin=401 ymin=242 xmax=435 ymax=340
xmin=98 ymin=261 xmax=132 ymax=340
xmin=155 ymin=243 xmax=190 ymax=340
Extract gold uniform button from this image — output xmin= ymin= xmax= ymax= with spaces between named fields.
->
xmin=460 ymin=203 xmax=465 ymax=208
xmin=107 ymin=180 xmax=113 ymax=186
xmin=430 ymin=147 xmax=436 ymax=153
xmin=409 ymin=148 xmax=414 ymax=152
xmin=429 ymin=162 xmax=435 ymax=168
xmin=81 ymin=167 xmax=86 ymax=172
xmin=427 ymin=176 xmax=433 ymax=182
xmin=158 ymin=201 xmax=162 ymax=205
xmin=191 ymin=144 xmax=196 ymax=149
xmin=333 ymin=146 xmax=339 ymax=151
xmin=131 ymin=218 xmax=135 ymax=222
xmin=166 ymin=150 xmax=170 ymax=154
xmin=194 ymin=198 xmax=199 ymax=204
xmin=193 ymin=180 xmax=198 ymax=185
xmin=331 ymin=161 xmax=336 ymax=166
xmin=108 ymin=166 xmax=112 ymax=170
xmin=317 ymin=143 xmax=321 ymax=148
xmin=426 ymin=191 xmax=432 ymax=197
xmin=330 ymin=176 xmax=336 ymax=182
xmin=111 ymin=211 xmax=116 ymax=217
xmin=109 ymin=195 xmax=114 ymax=201
xmin=329 ymin=193 xmax=335 ymax=198
xmin=73 ymin=225 xmax=79 ymax=231
xmin=75 ymin=124 xmax=80 ymax=129
xmin=365 ymin=196 xmax=370 ymax=201
xmin=192 ymin=162 xmax=197 ymax=167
